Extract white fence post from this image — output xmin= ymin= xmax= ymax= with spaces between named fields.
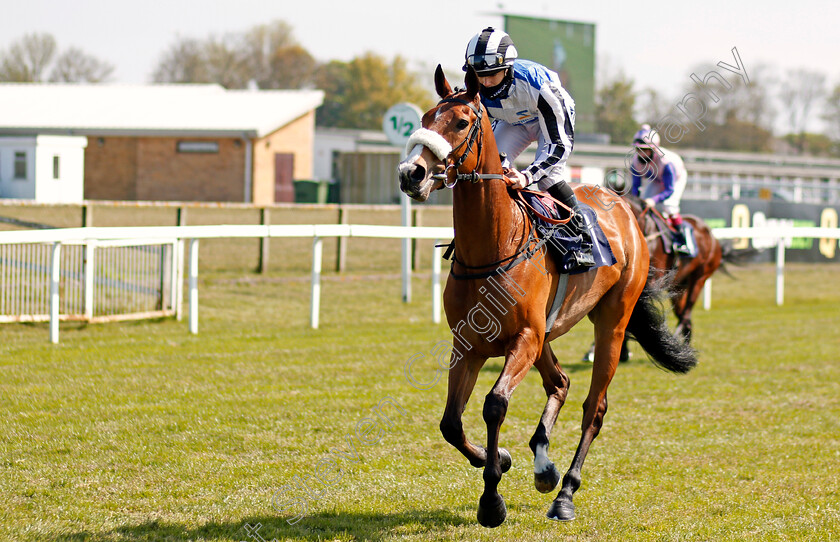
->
xmin=83 ymin=240 xmax=95 ymax=320
xmin=432 ymin=241 xmax=442 ymax=324
xmin=311 ymin=236 xmax=323 ymax=329
xmin=776 ymin=237 xmax=785 ymax=306
xmin=49 ymin=242 xmax=61 ymax=344
xmin=703 ymin=278 xmax=712 ymax=310
xmin=188 ymin=239 xmax=199 ymax=334
xmin=176 ymin=239 xmax=185 ymax=321
xmin=401 ymin=194 xmax=412 ymax=303
xmin=169 ymin=241 xmax=178 ymax=315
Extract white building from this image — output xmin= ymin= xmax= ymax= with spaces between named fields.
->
xmin=0 ymin=135 xmax=88 ymax=203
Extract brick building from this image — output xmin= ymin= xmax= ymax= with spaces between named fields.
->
xmin=0 ymin=83 xmax=323 ymax=204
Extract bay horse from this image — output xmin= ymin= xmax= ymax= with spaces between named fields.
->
xmin=583 ymin=195 xmax=724 ymax=362
xmin=397 ymin=65 xmax=697 ymax=527
xmin=629 ymin=196 xmax=723 ymax=342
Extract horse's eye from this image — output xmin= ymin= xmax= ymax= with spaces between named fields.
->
xmin=456 ymin=119 xmax=469 ymax=130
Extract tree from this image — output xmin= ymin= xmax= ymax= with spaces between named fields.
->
xmin=152 ymin=34 xmax=248 ymax=87
xmin=151 ymin=38 xmax=209 ymax=84
xmin=779 ymin=68 xmax=826 ymax=153
xmin=152 ymin=20 xmax=315 ymax=89
xmin=595 ymin=73 xmax=637 ymax=145
xmin=666 ymin=62 xmax=776 ymax=153
xmin=0 ymin=32 xmax=113 ymax=83
xmin=781 ymin=132 xmax=836 ymax=157
xmin=49 ymin=47 xmax=114 ymax=83
xmin=636 ymin=88 xmax=671 ymax=129
xmin=242 ymin=21 xmax=316 ymax=89
xmin=822 ymin=82 xmax=840 ymax=145
xmin=315 ymin=52 xmax=434 ymax=129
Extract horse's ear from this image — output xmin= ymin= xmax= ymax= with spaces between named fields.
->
xmin=464 ymin=66 xmax=479 ymax=101
xmin=434 ymin=64 xmax=452 ymax=99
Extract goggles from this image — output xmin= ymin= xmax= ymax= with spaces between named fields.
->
xmin=465 ymin=53 xmax=506 ymax=73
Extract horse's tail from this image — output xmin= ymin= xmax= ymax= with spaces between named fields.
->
xmin=717 ymin=239 xmax=761 ymax=279
xmin=625 ymin=270 xmax=698 ymax=374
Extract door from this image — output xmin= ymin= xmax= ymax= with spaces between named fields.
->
xmin=274 ymin=153 xmax=295 ymax=203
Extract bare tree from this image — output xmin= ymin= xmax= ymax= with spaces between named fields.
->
xmin=0 ymin=33 xmax=57 ymax=82
xmin=151 ymin=38 xmax=209 ymax=84
xmin=201 ymin=35 xmax=250 ymax=88
xmin=0 ymin=32 xmax=113 ymax=83
xmin=242 ymin=21 xmax=316 ymax=89
xmin=821 ymin=82 xmax=840 ymax=143
xmin=49 ymin=47 xmax=114 ymax=83
xmin=636 ymin=87 xmax=671 ymax=126
xmin=152 ymin=20 xmax=315 ymax=89
xmin=779 ymin=69 xmax=826 ymax=137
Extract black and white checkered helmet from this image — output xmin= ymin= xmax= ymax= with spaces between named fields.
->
xmin=463 ymin=27 xmax=518 ymax=75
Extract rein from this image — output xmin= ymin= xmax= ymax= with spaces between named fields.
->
xmin=514 ymin=189 xmax=573 ymax=226
xmin=449 ymin=226 xmax=544 ymax=280
xmin=431 ymin=94 xmax=557 ymax=280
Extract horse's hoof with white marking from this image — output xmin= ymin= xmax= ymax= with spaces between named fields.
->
xmin=534 ymin=463 xmax=561 ymax=493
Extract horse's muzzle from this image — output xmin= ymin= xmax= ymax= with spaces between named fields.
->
xmin=398 ymin=161 xmax=428 ymax=200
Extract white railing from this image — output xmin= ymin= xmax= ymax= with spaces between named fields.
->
xmin=704 ymin=227 xmax=840 ymax=309
xmin=0 ymin=224 xmax=452 ymax=343
xmin=1 ymin=224 xmax=838 ymax=343
xmin=0 ymin=238 xmax=177 ymax=326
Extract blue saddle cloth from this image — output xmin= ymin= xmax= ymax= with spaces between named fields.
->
xmin=521 ymin=191 xmax=617 ymax=275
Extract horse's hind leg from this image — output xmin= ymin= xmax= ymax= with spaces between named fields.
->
xmin=439 ymin=352 xmax=511 ymax=471
xmin=674 ymin=273 xmax=707 ymax=343
xmin=548 ymin=300 xmax=629 ymax=521
xmin=530 ymin=342 xmax=570 ymax=493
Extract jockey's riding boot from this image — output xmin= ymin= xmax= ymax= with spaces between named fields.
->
xmin=669 ymin=215 xmax=690 ymax=255
xmin=672 ymin=225 xmax=688 ymax=254
xmin=547 ymin=181 xmax=596 ymax=267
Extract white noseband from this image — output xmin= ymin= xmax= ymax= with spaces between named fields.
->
xmin=405 ymin=128 xmax=452 ymax=161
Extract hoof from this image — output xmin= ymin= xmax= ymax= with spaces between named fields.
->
xmin=547 ymin=498 xmax=576 ymax=521
xmin=499 ymin=448 xmax=512 ymax=473
xmin=534 ymin=463 xmax=561 ymax=493
xmin=477 ymin=493 xmax=507 ymax=528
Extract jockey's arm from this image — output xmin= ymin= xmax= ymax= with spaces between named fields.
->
xmin=652 ymin=163 xmax=677 ymax=203
xmin=522 ymin=81 xmax=574 ymax=189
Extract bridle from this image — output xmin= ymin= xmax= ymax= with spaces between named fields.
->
xmin=431 ymin=96 xmax=504 ymax=188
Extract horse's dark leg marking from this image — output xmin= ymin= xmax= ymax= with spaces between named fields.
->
xmin=549 ymin=294 xmax=627 ymax=521
xmin=530 ymin=341 xmax=569 ymax=493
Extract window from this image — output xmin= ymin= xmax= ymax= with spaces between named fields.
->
xmin=176 ymin=141 xmax=219 ymax=154
xmin=13 ymin=152 xmax=27 ymax=180
xmin=53 ymin=156 xmax=60 ymax=180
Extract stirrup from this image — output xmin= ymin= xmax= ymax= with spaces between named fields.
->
xmin=574 ymin=246 xmax=596 ymax=267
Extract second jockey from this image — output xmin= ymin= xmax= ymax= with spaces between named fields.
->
xmin=629 ymin=124 xmax=691 ymax=254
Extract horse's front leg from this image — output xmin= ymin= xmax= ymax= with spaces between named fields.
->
xmin=478 ymin=328 xmax=542 ymax=528
xmin=440 ymin=352 xmax=511 ymax=470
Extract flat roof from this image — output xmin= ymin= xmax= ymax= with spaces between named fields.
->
xmin=0 ymin=83 xmax=324 ymax=138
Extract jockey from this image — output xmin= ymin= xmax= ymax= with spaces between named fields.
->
xmin=463 ymin=27 xmax=594 ymax=267
xmin=629 ymin=124 xmax=691 ymax=253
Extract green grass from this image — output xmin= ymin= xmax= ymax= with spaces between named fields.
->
xmin=1 ymin=263 xmax=839 ymax=541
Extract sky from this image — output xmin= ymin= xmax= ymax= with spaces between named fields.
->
xmin=2 ymin=0 xmax=839 ymax=130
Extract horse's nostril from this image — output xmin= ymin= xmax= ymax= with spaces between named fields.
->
xmin=410 ymin=164 xmax=426 ymax=182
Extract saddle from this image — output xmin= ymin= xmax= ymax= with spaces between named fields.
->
xmin=646 ymin=210 xmax=697 ymax=257
xmin=518 ymin=190 xmax=617 ymax=275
